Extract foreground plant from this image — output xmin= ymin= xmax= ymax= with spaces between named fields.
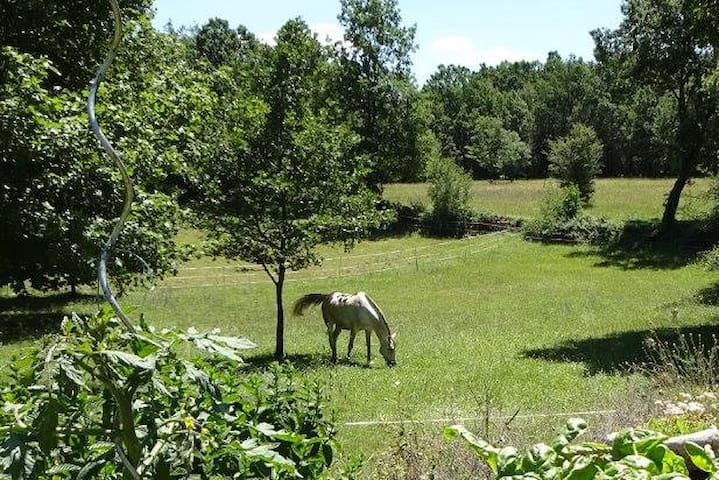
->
xmin=445 ymin=418 xmax=719 ymax=479
xmin=0 ymin=309 xmax=338 ymax=479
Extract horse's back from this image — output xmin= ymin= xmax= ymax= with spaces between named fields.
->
xmin=322 ymin=291 xmax=378 ymax=331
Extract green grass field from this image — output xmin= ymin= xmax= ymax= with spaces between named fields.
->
xmin=1 ymin=178 xmax=718 ymax=475
xmin=384 ymin=177 xmax=713 ymax=221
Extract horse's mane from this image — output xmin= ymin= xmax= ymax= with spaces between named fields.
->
xmin=361 ymin=292 xmax=391 ymax=334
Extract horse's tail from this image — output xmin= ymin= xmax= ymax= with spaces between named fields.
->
xmin=292 ymin=293 xmax=329 ymax=316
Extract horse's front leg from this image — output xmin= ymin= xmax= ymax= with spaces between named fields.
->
xmin=328 ymin=325 xmax=341 ymax=364
xmin=347 ymin=330 xmax=357 ymax=360
xmin=365 ymin=330 xmax=372 ymax=364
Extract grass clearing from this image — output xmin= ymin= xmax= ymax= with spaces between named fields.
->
xmin=131 ymin=232 xmax=719 ymax=463
xmin=384 ymin=177 xmax=712 ymax=221
xmin=2 ymin=178 xmax=718 ymax=476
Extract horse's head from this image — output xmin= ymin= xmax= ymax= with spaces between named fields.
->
xmin=380 ymin=333 xmax=397 ymax=366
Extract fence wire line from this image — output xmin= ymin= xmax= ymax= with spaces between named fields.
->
xmin=179 ymin=233 xmax=504 ymax=272
xmin=170 ymin=232 xmax=508 ymax=282
xmin=157 ymin=234 xmax=511 ymax=290
xmin=342 ymin=409 xmax=618 ymax=427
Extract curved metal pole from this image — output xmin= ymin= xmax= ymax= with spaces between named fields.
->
xmin=88 ymin=0 xmax=135 ymax=332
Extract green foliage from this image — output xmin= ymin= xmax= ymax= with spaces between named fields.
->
xmin=0 ymin=44 xmax=197 ymax=294
xmin=523 ymin=186 xmax=620 ymax=244
xmin=0 ymin=309 xmax=339 ymax=479
xmin=0 ymin=0 xmax=152 ymax=90
xmin=196 ymin=18 xmax=389 ymax=358
xmin=424 ymin=158 xmax=474 ymax=237
xmin=548 ymin=124 xmax=603 ymax=203
xmin=592 ymin=0 xmax=719 ymax=228
xmin=466 ymin=115 xmax=531 ymax=180
xmin=445 ymin=418 xmax=719 ymax=479
xmin=336 ymin=0 xmax=430 ymax=184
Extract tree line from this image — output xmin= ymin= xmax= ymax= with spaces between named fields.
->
xmin=1 ymin=0 xmax=718 ymax=356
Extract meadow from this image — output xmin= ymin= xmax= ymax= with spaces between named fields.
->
xmin=1 ymin=178 xmax=718 ymax=476
xmin=384 ymin=177 xmax=713 ymax=221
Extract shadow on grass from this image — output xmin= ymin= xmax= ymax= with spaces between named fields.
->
xmin=0 ymin=292 xmax=99 ymax=343
xmin=696 ymin=284 xmax=719 ymax=306
xmin=566 ymin=220 xmax=716 ymax=270
xmin=522 ymin=323 xmax=719 ymax=375
xmin=242 ymin=352 xmax=330 ymax=372
xmin=242 ymin=352 xmax=380 ymax=372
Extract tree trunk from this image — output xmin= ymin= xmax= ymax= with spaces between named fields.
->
xmin=274 ymin=265 xmax=286 ymax=360
xmin=660 ymin=169 xmax=691 ymax=232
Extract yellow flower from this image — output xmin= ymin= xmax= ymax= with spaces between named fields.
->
xmin=184 ymin=415 xmax=195 ymax=430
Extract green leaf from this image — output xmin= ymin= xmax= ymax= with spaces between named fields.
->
xmin=207 ymin=334 xmax=256 ymax=350
xmin=322 ymin=443 xmax=333 ymax=466
xmin=46 ymin=463 xmax=81 ymax=474
xmin=182 ymin=360 xmax=219 ymax=398
xmin=34 ymin=398 xmax=59 ymax=454
xmin=685 ymin=441 xmax=716 ymax=473
xmin=564 ymin=455 xmax=599 ymax=480
xmin=100 ymin=350 xmax=155 ymax=370
xmin=77 ymin=447 xmax=115 ymax=480
xmin=443 ymin=425 xmax=499 ymax=473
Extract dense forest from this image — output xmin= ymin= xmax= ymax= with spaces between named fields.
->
xmin=1 ymin=0 xmax=719 ymax=293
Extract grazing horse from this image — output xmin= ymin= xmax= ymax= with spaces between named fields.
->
xmin=293 ymin=292 xmax=397 ymax=366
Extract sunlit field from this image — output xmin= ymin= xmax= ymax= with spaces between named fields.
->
xmin=383 ymin=177 xmax=713 ymax=221
xmin=2 ymin=178 xmax=718 ymax=475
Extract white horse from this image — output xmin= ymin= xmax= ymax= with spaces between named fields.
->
xmin=292 ymin=292 xmax=397 ymax=366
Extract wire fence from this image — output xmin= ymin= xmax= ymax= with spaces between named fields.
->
xmin=158 ymin=231 xmax=514 ymax=289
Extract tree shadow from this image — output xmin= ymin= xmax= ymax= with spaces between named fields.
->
xmin=566 ymin=220 xmax=717 ymax=270
xmin=696 ymin=284 xmax=719 ymax=306
xmin=242 ymin=352 xmax=331 ymax=372
xmin=522 ymin=323 xmax=719 ymax=375
xmin=0 ymin=292 xmax=99 ymax=343
xmin=242 ymin=352 xmax=380 ymax=372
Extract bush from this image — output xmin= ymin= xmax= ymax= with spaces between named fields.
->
xmin=445 ymin=418 xmax=719 ymax=479
xmin=523 ymin=186 xmax=619 ymax=244
xmin=425 ymin=157 xmax=474 ymax=237
xmin=548 ymin=124 xmax=603 ymax=203
xmin=0 ymin=309 xmax=340 ymax=479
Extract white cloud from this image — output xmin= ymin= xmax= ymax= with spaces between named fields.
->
xmin=429 ymin=34 xmax=542 ymax=68
xmin=309 ymin=21 xmax=345 ymax=46
xmin=258 ymin=32 xmax=276 ymax=46
xmin=258 ymin=22 xmax=346 ymax=48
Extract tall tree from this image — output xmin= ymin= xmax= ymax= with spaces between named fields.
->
xmin=336 ymin=0 xmax=428 ymax=185
xmin=199 ymin=19 xmax=386 ymax=360
xmin=593 ymin=0 xmax=719 ymax=230
xmin=0 ymin=0 xmax=152 ymax=90
xmin=0 ymin=19 xmax=214 ymax=294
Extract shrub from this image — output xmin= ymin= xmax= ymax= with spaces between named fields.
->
xmin=0 ymin=309 xmax=339 ymax=479
xmin=425 ymin=157 xmax=474 ymax=237
xmin=548 ymin=124 xmax=603 ymax=203
xmin=523 ymin=186 xmax=618 ymax=244
xmin=445 ymin=418 xmax=719 ymax=479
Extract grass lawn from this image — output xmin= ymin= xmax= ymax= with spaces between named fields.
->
xmin=384 ymin=177 xmax=713 ymax=221
xmin=1 ymin=178 xmax=718 ymax=475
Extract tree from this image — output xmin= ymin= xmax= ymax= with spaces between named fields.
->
xmin=548 ymin=124 xmax=604 ymax=203
xmin=425 ymin=157 xmax=474 ymax=237
xmin=530 ymin=52 xmax=605 ymax=177
xmin=593 ymin=0 xmax=719 ymax=230
xmin=0 ymin=0 xmax=152 ymax=90
xmin=199 ymin=19 xmax=387 ymax=360
xmin=335 ymin=0 xmax=429 ymax=185
xmin=465 ymin=115 xmax=531 ymax=180
xmin=0 ymin=19 xmax=214 ymax=294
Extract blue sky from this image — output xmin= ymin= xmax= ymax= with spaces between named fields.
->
xmin=151 ymin=0 xmax=624 ymax=84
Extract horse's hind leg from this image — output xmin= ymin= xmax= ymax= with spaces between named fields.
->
xmin=328 ymin=325 xmax=341 ymax=363
xmin=347 ymin=330 xmax=357 ymax=360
